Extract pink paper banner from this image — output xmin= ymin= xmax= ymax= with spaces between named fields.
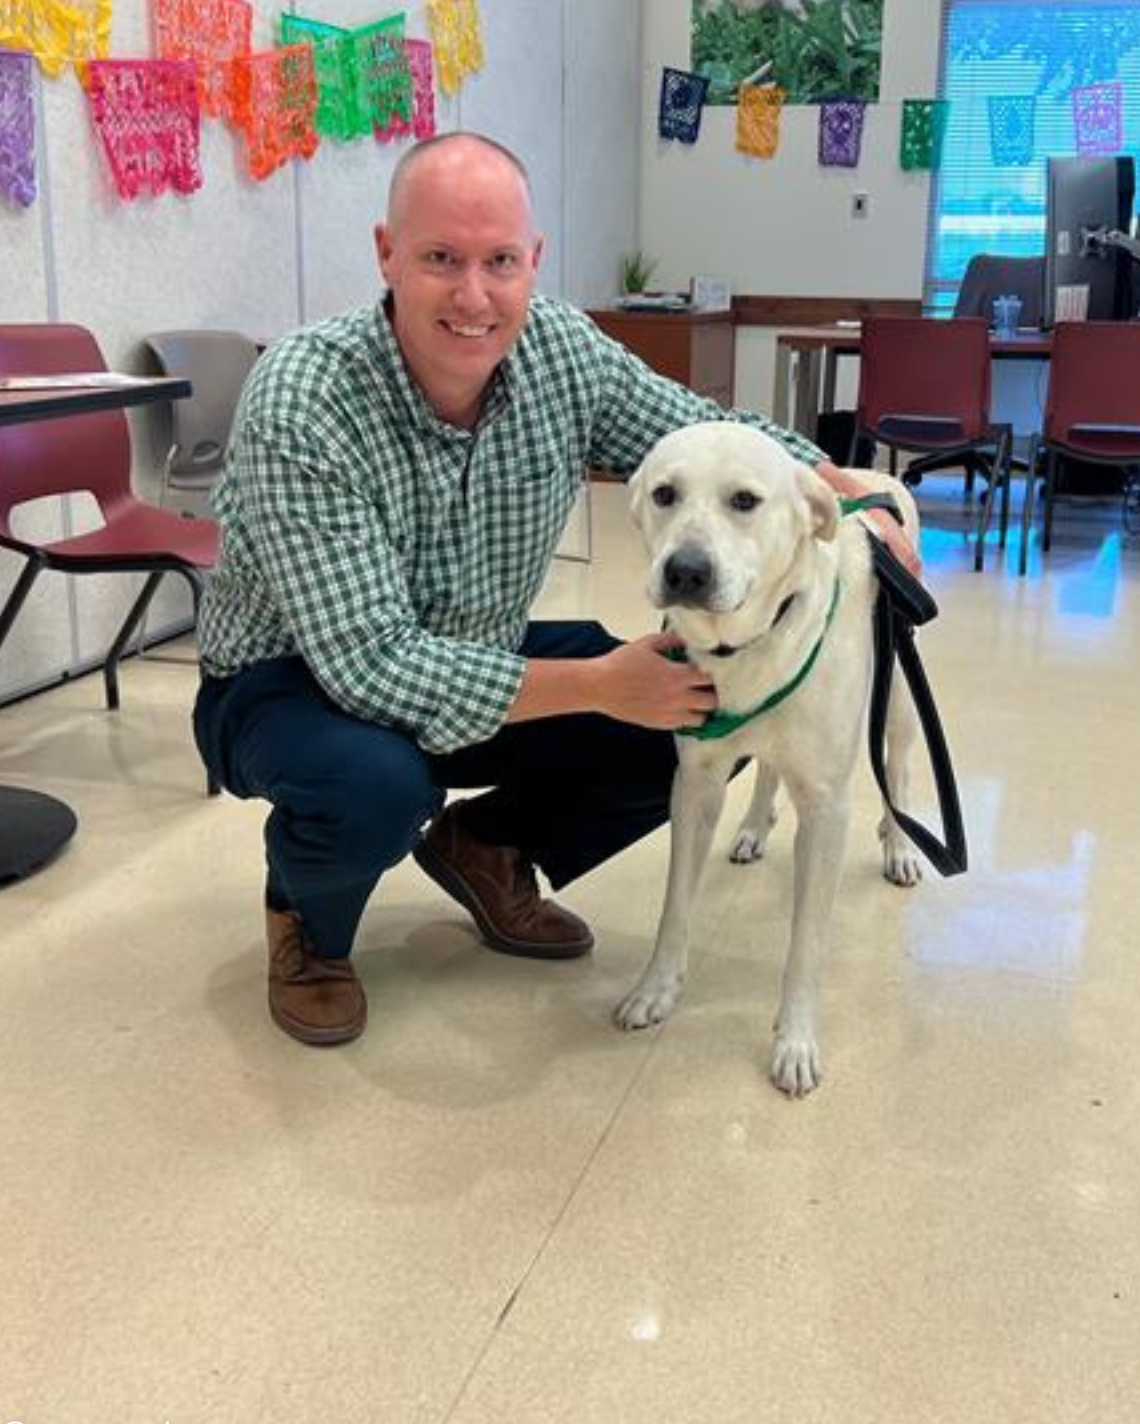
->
xmin=377 ymin=38 xmax=435 ymax=142
xmin=86 ymin=59 xmax=202 ymax=200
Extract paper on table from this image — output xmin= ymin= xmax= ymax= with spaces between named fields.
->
xmin=0 ymin=372 xmax=158 ymax=390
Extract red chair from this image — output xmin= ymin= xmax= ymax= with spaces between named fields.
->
xmin=853 ymin=316 xmax=1013 ymax=571
xmin=0 ymin=323 xmax=219 ymax=733
xmin=1020 ymin=320 xmax=1140 ymax=575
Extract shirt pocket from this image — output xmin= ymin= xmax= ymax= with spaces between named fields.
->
xmin=480 ymin=434 xmax=582 ymax=596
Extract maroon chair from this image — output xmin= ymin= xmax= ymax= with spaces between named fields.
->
xmin=0 ymin=324 xmax=219 ymax=774
xmin=853 ymin=316 xmax=1013 ymax=571
xmin=1020 ymin=320 xmax=1140 ymax=575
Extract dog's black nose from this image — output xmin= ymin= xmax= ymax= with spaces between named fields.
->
xmin=662 ymin=545 xmax=714 ymax=605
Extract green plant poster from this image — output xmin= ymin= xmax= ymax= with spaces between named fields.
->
xmin=692 ymin=0 xmax=883 ymax=106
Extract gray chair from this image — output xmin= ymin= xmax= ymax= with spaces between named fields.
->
xmin=905 ymin=254 xmax=1045 ymax=496
xmin=954 ymin=253 xmax=1044 ymax=329
xmin=142 ymin=330 xmax=260 ymax=510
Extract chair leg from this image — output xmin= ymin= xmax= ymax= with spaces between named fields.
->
xmin=1019 ymin=435 xmax=1041 ymax=576
xmin=1042 ymin=450 xmax=1059 ymax=552
xmin=103 ymin=572 xmax=165 ymax=710
xmin=999 ymin=439 xmax=1012 ymax=548
xmin=974 ymin=468 xmax=997 ymax=572
xmin=0 ymin=557 xmax=45 ymax=650
xmin=177 ymin=570 xmax=222 ymax=799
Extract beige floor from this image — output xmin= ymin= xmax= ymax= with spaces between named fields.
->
xmin=2 ymin=478 xmax=1139 ymax=1423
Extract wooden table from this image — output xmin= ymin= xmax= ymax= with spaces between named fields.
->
xmin=0 ymin=374 xmax=191 ymax=886
xmin=587 ymin=307 xmax=736 ymax=407
xmin=773 ymin=324 xmax=1052 ymax=438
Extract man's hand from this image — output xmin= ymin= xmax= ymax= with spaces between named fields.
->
xmin=591 ymin=632 xmax=718 ymax=730
xmin=507 ymin=631 xmax=717 ymax=730
xmin=815 ymin=459 xmax=923 ymax=576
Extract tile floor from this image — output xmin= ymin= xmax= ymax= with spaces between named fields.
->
xmin=2 ymin=478 xmax=1138 ymax=1423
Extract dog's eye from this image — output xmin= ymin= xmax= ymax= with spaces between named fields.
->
xmin=730 ymin=490 xmax=762 ymax=512
xmin=651 ymin=484 xmax=677 ymax=508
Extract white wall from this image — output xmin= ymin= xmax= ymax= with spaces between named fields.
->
xmin=638 ymin=0 xmax=943 ymax=413
xmin=0 ymin=0 xmax=642 ymax=702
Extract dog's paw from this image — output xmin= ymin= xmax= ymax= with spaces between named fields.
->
xmin=879 ymin=820 xmax=923 ymax=887
xmin=729 ymin=828 xmax=767 ymax=863
xmin=882 ymin=840 xmax=923 ymax=887
xmin=614 ymin=976 xmax=682 ymax=1031
xmin=769 ymin=1032 xmax=822 ymax=1097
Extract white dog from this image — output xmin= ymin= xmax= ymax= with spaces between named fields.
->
xmin=616 ymin=422 xmax=923 ymax=1096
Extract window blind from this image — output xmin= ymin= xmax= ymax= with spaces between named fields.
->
xmin=925 ymin=0 xmax=1140 ymax=314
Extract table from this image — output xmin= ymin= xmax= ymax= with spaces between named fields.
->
xmin=0 ymin=374 xmax=191 ymax=886
xmin=772 ymin=324 xmax=1052 ymax=438
xmin=587 ymin=307 xmax=736 ymax=407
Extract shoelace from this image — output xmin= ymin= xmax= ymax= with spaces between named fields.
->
xmin=272 ymin=922 xmax=354 ymax=982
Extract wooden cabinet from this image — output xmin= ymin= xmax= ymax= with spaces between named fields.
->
xmin=586 ymin=307 xmax=736 ymax=408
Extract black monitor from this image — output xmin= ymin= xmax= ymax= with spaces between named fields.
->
xmin=1042 ymin=155 xmax=1137 ymax=327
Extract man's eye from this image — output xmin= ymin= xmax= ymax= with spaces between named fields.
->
xmin=489 ymin=253 xmax=520 ymax=272
xmin=730 ymin=491 xmax=761 ymax=512
xmin=424 ymin=251 xmax=454 ymax=268
xmin=652 ymin=484 xmax=677 ymax=508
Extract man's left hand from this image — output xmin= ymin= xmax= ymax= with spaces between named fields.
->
xmin=815 ymin=460 xmax=923 ymax=577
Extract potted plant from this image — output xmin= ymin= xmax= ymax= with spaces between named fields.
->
xmin=620 ymin=250 xmax=658 ymax=296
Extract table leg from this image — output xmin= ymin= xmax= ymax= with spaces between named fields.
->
xmin=792 ymin=348 xmax=822 ymax=439
xmin=773 ymin=344 xmax=792 ymax=429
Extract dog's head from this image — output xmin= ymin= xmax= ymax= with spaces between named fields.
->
xmin=629 ymin=422 xmax=839 ymax=648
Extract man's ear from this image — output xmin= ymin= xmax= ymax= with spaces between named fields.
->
xmin=374 ymin=223 xmax=392 ymax=281
xmin=795 ymin=463 xmax=839 ymax=542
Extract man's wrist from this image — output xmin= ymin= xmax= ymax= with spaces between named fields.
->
xmin=816 ymin=460 xmax=864 ymax=497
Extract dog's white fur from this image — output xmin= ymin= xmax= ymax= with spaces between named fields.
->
xmin=617 ymin=422 xmax=922 ymax=1096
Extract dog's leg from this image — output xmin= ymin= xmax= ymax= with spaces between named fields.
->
xmin=615 ymin=756 xmax=728 ymax=1030
xmin=770 ymin=788 xmax=850 ymax=1096
xmin=729 ymin=761 xmax=780 ymax=863
xmin=878 ymin=682 xmax=923 ymax=887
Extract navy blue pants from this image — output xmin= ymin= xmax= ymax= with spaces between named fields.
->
xmin=193 ymin=621 xmax=677 ymax=958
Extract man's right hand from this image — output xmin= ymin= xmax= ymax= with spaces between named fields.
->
xmin=507 ymin=631 xmax=717 ymax=730
xmin=590 ymin=631 xmax=717 ymax=730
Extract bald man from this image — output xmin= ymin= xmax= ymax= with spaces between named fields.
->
xmin=194 ymin=132 xmax=901 ymax=1047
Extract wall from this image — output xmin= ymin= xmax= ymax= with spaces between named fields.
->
xmin=638 ymin=0 xmax=943 ymax=414
xmin=0 ymin=0 xmax=642 ymax=702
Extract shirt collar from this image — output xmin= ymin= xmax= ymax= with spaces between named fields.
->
xmin=370 ymin=294 xmax=515 ymax=435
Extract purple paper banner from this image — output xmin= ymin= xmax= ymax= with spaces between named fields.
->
xmin=0 ymin=47 xmax=36 ymax=207
xmin=818 ymin=99 xmax=866 ymax=168
xmin=1072 ymin=81 xmax=1122 ymax=156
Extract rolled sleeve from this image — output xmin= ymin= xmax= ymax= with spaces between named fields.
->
xmin=582 ymin=322 xmax=825 ymax=474
xmin=238 ymin=417 xmax=525 ymax=752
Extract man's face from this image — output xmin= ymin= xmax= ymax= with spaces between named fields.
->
xmin=375 ymin=145 xmax=543 ymax=423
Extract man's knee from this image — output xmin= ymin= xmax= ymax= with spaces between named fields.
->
xmin=334 ymin=740 xmax=443 ymax=862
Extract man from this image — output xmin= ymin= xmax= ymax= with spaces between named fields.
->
xmin=195 ymin=131 xmax=913 ymax=1047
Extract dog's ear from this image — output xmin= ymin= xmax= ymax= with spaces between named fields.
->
xmin=628 ymin=459 xmax=648 ymax=529
xmin=795 ymin=463 xmax=839 ymax=542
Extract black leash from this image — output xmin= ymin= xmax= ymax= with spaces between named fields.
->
xmin=866 ymin=534 xmax=968 ymax=877
xmin=839 ymin=493 xmax=967 ymax=876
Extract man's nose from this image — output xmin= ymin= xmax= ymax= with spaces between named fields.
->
xmin=452 ymin=263 xmax=490 ymax=310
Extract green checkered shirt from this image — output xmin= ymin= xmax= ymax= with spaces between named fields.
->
xmin=198 ymin=296 xmax=823 ymax=753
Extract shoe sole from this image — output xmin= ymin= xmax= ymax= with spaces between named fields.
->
xmin=412 ymin=837 xmax=593 ymax=960
xmin=270 ymin=999 xmax=367 ymax=1046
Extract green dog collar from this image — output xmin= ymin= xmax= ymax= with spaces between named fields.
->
xmin=673 ymin=576 xmax=841 ymax=740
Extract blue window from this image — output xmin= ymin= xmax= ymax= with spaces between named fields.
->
xmin=926 ymin=1 xmax=1140 ymax=314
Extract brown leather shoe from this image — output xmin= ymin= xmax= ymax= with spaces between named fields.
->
xmin=412 ymin=802 xmax=593 ymax=960
xmin=266 ymin=909 xmax=367 ymax=1045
